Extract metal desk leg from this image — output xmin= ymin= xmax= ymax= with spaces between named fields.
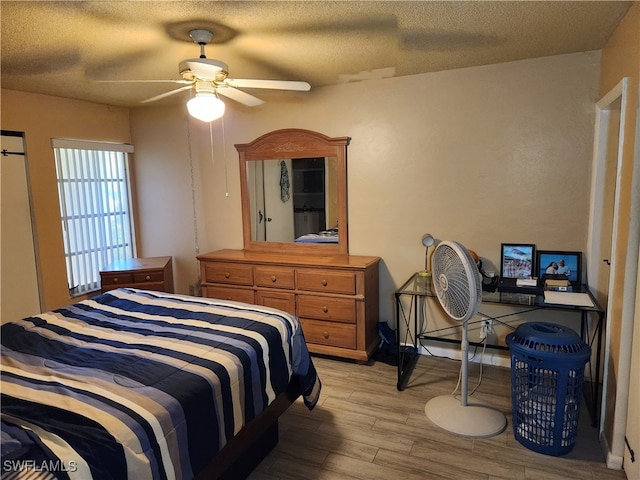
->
xmin=581 ymin=310 xmax=604 ymax=427
xmin=396 ymin=292 xmax=419 ymax=390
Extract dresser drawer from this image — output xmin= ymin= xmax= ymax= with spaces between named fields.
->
xmin=297 ymin=295 xmax=356 ymax=323
xmin=133 ymin=271 xmax=165 ymax=283
xmin=255 ymin=266 xmax=295 ymax=289
xmin=204 ymin=286 xmax=255 ymax=304
xmin=300 ymin=319 xmax=356 ymax=349
xmin=256 ymin=291 xmax=296 ymax=315
xmin=203 ymin=262 xmax=253 ymax=286
xmin=296 ymin=269 xmax=356 ymax=294
xmin=101 ymin=273 xmax=134 ymax=286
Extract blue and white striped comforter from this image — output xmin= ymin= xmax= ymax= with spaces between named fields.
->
xmin=1 ymin=289 xmax=321 ymax=480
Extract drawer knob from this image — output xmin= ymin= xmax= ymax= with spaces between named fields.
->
xmin=145 ymin=275 xmax=151 ymax=281
xmin=322 ymin=306 xmax=329 ymax=313
xmin=113 ymin=278 xmax=119 ymax=283
xmin=323 ymin=331 xmax=329 ymax=339
xmin=225 ymin=272 xmax=231 ymax=278
xmin=322 ymin=279 xmax=328 ymax=286
xmin=271 ymin=275 xmax=277 ymax=283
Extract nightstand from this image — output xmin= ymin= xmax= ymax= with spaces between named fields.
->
xmin=100 ymin=256 xmax=174 ymax=294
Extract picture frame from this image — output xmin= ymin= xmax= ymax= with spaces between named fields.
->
xmin=536 ymin=250 xmax=582 ymax=284
xmin=500 ymin=243 xmax=536 ymax=279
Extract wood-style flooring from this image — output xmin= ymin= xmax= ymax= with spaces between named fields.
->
xmin=249 ymin=354 xmax=626 ymax=480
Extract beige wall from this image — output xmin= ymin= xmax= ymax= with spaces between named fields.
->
xmin=600 ymin=2 xmax=640 ymax=96
xmin=130 ymin=51 xmax=601 ymax=342
xmin=0 ymin=51 xmax=603 ymax=334
xmin=129 ymin=107 xmax=209 ymax=293
xmin=0 ymin=90 xmax=131 ymax=311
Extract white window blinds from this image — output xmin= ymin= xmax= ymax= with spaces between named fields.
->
xmin=52 ymin=139 xmax=135 ymax=296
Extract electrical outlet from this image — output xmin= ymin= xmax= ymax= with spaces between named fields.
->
xmin=480 ymin=318 xmax=493 ymax=341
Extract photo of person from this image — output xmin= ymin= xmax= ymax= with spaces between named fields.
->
xmin=557 ymin=259 xmax=571 ymax=276
xmin=536 ymin=251 xmax=581 ymax=283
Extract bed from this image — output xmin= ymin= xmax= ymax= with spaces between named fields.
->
xmin=294 ymin=228 xmax=339 ymax=244
xmin=1 ymin=288 xmax=321 ymax=480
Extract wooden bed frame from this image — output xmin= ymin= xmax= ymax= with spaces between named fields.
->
xmin=195 ymin=377 xmax=301 ymax=480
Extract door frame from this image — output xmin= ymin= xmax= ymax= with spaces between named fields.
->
xmin=588 ymin=77 xmax=639 ymax=470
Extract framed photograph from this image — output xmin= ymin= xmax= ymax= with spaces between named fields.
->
xmin=536 ymin=250 xmax=582 ymax=284
xmin=500 ymin=243 xmax=536 ymax=279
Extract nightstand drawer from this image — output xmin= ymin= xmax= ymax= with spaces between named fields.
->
xmin=297 ymin=295 xmax=356 ymax=323
xmin=296 ymin=269 xmax=356 ymax=294
xmin=255 ymin=266 xmax=295 ymax=289
xmin=203 ymin=263 xmax=253 ymax=285
xmin=101 ymin=273 xmax=134 ymax=286
xmin=135 ymin=282 xmax=165 ymax=292
xmin=300 ymin=319 xmax=356 ymax=349
xmin=204 ymin=286 xmax=255 ymax=304
xmin=133 ymin=272 xmax=165 ymax=283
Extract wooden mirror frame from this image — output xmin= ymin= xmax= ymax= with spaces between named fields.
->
xmin=236 ymin=129 xmax=350 ymax=255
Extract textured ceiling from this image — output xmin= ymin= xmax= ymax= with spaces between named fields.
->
xmin=0 ymin=1 xmax=634 ymax=108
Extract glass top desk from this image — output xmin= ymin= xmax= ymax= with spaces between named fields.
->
xmin=394 ymin=272 xmax=605 ymax=426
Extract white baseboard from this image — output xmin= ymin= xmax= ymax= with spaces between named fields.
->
xmin=606 ymin=452 xmax=624 ymax=470
xmin=600 ymin=430 xmax=624 ymax=470
xmin=416 ymin=343 xmax=511 ymax=368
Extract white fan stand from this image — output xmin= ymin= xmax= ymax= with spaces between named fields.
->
xmin=424 ymin=325 xmax=506 ymax=437
xmin=424 ymin=241 xmax=506 ymax=438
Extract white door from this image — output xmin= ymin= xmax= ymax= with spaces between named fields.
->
xmin=247 ymin=160 xmax=266 ymax=241
xmin=262 ymin=159 xmax=294 ymax=242
xmin=1 ymin=131 xmax=42 ymax=322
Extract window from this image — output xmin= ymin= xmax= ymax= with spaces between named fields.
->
xmin=52 ymin=139 xmax=135 ymax=296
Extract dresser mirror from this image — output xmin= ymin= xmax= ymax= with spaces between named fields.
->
xmin=236 ymin=129 xmax=350 ymax=255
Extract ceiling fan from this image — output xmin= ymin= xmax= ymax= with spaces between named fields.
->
xmin=102 ymin=29 xmax=311 ymax=121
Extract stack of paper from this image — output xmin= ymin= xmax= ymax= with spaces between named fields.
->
xmin=543 ymin=291 xmax=594 ymax=307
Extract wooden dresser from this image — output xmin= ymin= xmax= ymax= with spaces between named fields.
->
xmin=197 ymin=249 xmax=380 ymax=363
xmin=100 ymin=256 xmax=174 ymax=294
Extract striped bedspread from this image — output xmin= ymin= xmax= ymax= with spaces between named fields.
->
xmin=1 ymin=289 xmax=321 ymax=480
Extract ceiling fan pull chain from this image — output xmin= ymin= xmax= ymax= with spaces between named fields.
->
xmin=220 ymin=116 xmax=229 ymax=197
xmin=186 ymin=114 xmax=200 ymax=263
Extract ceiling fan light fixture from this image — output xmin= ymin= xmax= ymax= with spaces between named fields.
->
xmin=187 ymin=92 xmax=225 ymax=122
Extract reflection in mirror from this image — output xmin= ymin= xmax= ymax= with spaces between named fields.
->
xmin=236 ymin=129 xmax=349 ymax=255
xmin=247 ymin=157 xmax=338 ymax=243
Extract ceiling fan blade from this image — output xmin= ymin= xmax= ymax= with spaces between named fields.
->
xmin=141 ymin=85 xmax=193 ymax=103
xmin=217 ymin=86 xmax=264 ymax=107
xmin=95 ymin=79 xmax=193 ymax=84
xmin=226 ymin=78 xmax=311 ymax=91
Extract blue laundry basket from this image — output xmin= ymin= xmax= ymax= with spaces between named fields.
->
xmin=506 ymin=322 xmax=591 ymax=456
